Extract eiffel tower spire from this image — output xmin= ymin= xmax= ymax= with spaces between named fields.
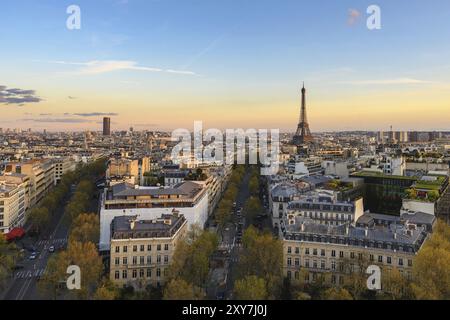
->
xmin=293 ymin=83 xmax=314 ymax=146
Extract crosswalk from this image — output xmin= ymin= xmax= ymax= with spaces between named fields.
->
xmin=14 ymin=268 xmax=46 ymax=279
xmin=36 ymin=238 xmax=67 ymax=247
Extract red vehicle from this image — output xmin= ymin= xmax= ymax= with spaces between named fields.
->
xmin=5 ymin=227 xmax=26 ymax=242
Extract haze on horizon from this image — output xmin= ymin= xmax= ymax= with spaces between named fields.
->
xmin=1 ymin=0 xmax=450 ymax=133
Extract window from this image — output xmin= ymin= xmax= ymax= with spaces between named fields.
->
xmin=321 ymin=249 xmax=325 ymax=257
xmin=313 ymin=248 xmax=318 ymax=256
xmin=147 ymin=256 xmax=152 ymax=265
xmin=295 ymin=258 xmax=300 ymax=266
xmin=132 ymin=256 xmax=137 ymax=265
xmin=115 ymin=257 xmax=120 ymax=265
xmin=287 ymin=246 xmax=292 ymax=254
xmin=350 ymin=252 xmax=355 ymax=259
xmin=358 ymin=253 xmax=363 ymax=260
xmin=147 ymin=245 xmax=152 ymax=251
xmin=408 ymin=259 xmax=413 ymax=267
xmin=305 ymin=248 xmax=310 ymax=255
xmin=115 ymin=246 xmax=120 ymax=253
xmin=378 ymin=255 xmax=383 ymax=263
xmin=295 ymin=247 xmax=300 ymax=254
xmin=132 ymin=270 xmax=137 ymax=278
xmin=157 ymin=244 xmax=161 ymax=251
xmin=369 ymin=254 xmax=374 ymax=261
xmin=398 ymin=258 xmax=404 ymax=266
xmin=164 ymin=256 xmax=169 ymax=264
xmin=387 ymin=257 xmax=392 ymax=264
xmin=331 ymin=261 xmax=336 ymax=271
xmin=313 ymin=260 xmax=318 ymax=269
xmin=331 ymin=275 xmax=336 ymax=284
xmin=339 ymin=251 xmax=344 ymax=258
xmin=115 ymin=271 xmax=120 ymax=279
xmin=122 ymin=270 xmax=128 ymax=279
xmin=123 ymin=246 xmax=128 ymax=253
xmin=287 ymin=271 xmax=292 ymax=279
xmin=156 ymin=268 xmax=161 ymax=278
xmin=321 ymin=260 xmax=325 ymax=269
xmin=157 ymin=255 xmax=161 ymax=264
xmin=140 ymin=245 xmax=145 ymax=252
xmin=287 ymin=257 xmax=292 ymax=266
xmin=133 ymin=245 xmax=138 ymax=252
xmin=331 ymin=250 xmax=336 ymax=257
xmin=122 ymin=257 xmax=128 ymax=265
xmin=164 ymin=244 xmax=169 ymax=251
xmin=147 ymin=269 xmax=152 ymax=278
xmin=140 ymin=256 xmax=144 ymax=265
xmin=305 ymin=259 xmax=310 ymax=268
xmin=139 ymin=269 xmax=144 ymax=278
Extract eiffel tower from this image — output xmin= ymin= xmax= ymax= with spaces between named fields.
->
xmin=292 ymin=83 xmax=314 ymax=146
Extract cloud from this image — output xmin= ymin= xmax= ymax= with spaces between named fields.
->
xmin=22 ymin=118 xmax=94 ymax=123
xmin=0 ymin=85 xmax=43 ymax=105
xmin=44 ymin=60 xmax=197 ymax=76
xmin=339 ymin=78 xmax=434 ymax=85
xmin=73 ymin=112 xmax=119 ymax=117
xmin=348 ymin=9 xmax=361 ymax=25
xmin=68 ymin=96 xmax=77 ymax=100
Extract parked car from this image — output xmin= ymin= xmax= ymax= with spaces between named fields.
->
xmin=29 ymin=253 xmax=37 ymax=260
xmin=48 ymin=246 xmax=55 ymax=253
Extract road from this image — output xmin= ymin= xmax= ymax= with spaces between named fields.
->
xmin=1 ymin=191 xmax=73 ymax=300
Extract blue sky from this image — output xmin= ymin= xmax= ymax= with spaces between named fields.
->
xmin=1 ymin=0 xmax=450 ymax=131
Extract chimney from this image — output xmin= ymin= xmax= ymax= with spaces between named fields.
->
xmin=365 ymin=227 xmax=369 ymax=237
xmin=394 ymin=232 xmax=397 ymax=240
xmin=346 ymin=225 xmax=349 ymax=235
xmin=301 ymin=222 xmax=305 ymax=232
xmin=130 ymin=220 xmax=136 ymax=230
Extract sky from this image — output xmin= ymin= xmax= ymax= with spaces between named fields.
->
xmin=1 ymin=0 xmax=450 ymax=132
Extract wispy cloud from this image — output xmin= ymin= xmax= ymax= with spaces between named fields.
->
xmin=22 ymin=118 xmax=94 ymax=123
xmin=43 ymin=60 xmax=196 ymax=76
xmin=74 ymin=112 xmax=119 ymax=117
xmin=339 ymin=78 xmax=434 ymax=85
xmin=0 ymin=85 xmax=43 ymax=105
xmin=68 ymin=96 xmax=77 ymax=100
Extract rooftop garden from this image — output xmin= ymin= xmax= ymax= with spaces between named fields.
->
xmin=324 ymin=179 xmax=353 ymax=192
xmin=351 ymin=171 xmax=418 ymax=181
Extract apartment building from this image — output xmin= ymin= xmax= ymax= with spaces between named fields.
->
xmin=109 ymin=213 xmax=187 ymax=288
xmin=52 ymin=156 xmax=77 ymax=184
xmin=0 ymin=181 xmax=26 ymax=233
xmin=4 ymin=159 xmax=55 ymax=208
xmin=282 ymin=213 xmax=433 ymax=286
xmin=99 ymin=180 xmax=209 ymax=252
xmin=107 ymin=156 xmax=151 ymax=186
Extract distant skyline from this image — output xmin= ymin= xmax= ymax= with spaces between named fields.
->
xmin=1 ymin=0 xmax=450 ymax=132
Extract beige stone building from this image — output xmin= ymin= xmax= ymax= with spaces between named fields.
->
xmin=283 ymin=213 xmax=434 ymax=286
xmin=109 ymin=213 xmax=187 ymax=289
xmin=0 ymin=181 xmax=26 ymax=233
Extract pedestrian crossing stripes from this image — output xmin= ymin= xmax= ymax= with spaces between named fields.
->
xmin=14 ymin=269 xmax=45 ymax=279
xmin=36 ymin=238 xmax=67 ymax=247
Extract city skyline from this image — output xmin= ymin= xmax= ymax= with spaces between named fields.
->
xmin=1 ymin=0 xmax=450 ymax=132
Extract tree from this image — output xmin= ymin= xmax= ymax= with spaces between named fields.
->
xmin=243 ymin=197 xmax=263 ymax=224
xmin=381 ymin=268 xmax=412 ymax=300
xmin=0 ymin=234 xmax=20 ymax=290
xmin=28 ymin=207 xmax=50 ymax=234
xmin=39 ymin=240 xmax=103 ymax=299
xmin=69 ymin=213 xmax=100 ymax=244
xmin=168 ymin=228 xmax=218 ymax=290
xmin=249 ymin=176 xmax=260 ymax=196
xmin=163 ymin=278 xmax=203 ymax=300
xmin=93 ymin=279 xmax=119 ymax=300
xmin=410 ymin=220 xmax=450 ymax=299
xmin=322 ymin=287 xmax=353 ymax=300
xmin=234 ymin=275 xmax=268 ymax=300
xmin=237 ymin=227 xmax=283 ymax=298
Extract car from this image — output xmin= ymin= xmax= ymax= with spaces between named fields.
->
xmin=225 ymin=227 xmax=230 ymax=231
xmin=29 ymin=253 xmax=37 ymax=260
xmin=48 ymin=246 xmax=55 ymax=253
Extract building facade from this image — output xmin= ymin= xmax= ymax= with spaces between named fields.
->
xmin=109 ymin=213 xmax=187 ymax=289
